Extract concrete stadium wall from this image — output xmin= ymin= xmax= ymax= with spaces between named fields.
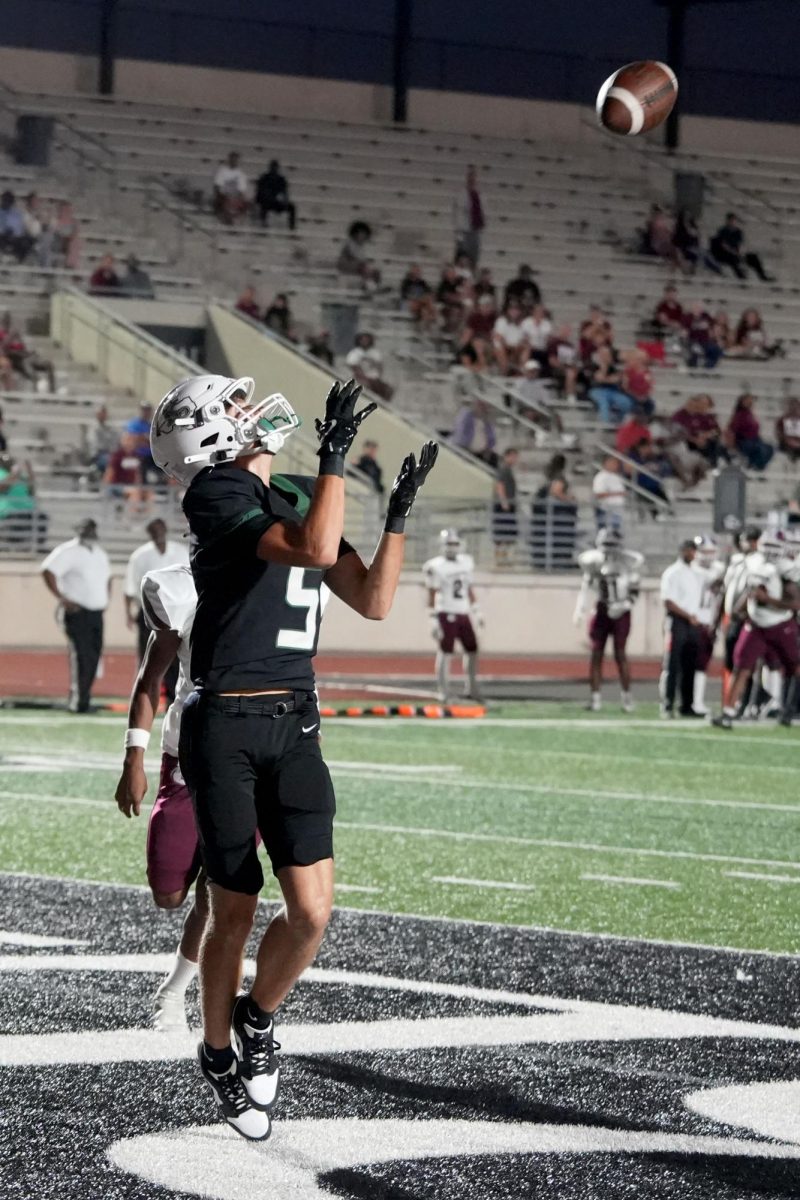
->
xmin=1 ymin=47 xmax=800 ymax=158
xmin=0 ymin=562 xmax=667 ymax=657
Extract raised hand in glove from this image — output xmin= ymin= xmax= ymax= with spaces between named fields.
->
xmin=315 ymin=378 xmax=377 ymax=476
xmin=385 ymin=440 xmax=439 ymax=534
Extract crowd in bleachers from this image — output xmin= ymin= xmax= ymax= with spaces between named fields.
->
xmin=0 ymin=190 xmax=81 ymax=268
xmin=640 ymin=207 xmax=774 ymax=281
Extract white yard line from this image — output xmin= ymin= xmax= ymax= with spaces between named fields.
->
xmin=334 ymin=884 xmax=381 ymax=894
xmin=0 ymin=930 xmax=88 ymax=947
xmin=724 ymin=871 xmax=800 ymax=886
xmin=430 ymin=875 xmax=537 ymax=892
xmin=581 ymin=873 xmax=682 ymax=891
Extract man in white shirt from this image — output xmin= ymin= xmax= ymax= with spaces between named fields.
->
xmin=345 ymin=332 xmax=394 ymax=401
xmin=659 ymin=539 xmax=705 ymax=718
xmin=124 ymin=518 xmax=189 ymax=699
xmin=213 ymin=151 xmax=249 ymax=223
xmin=592 ymin=455 xmax=626 ymax=532
xmin=41 ymin=518 xmax=111 ymax=713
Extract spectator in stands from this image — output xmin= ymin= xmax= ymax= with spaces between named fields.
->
xmin=41 ymin=518 xmax=111 ymax=713
xmin=588 ymin=343 xmax=631 ymax=425
xmin=453 ymin=164 xmax=485 ymax=267
xmin=592 ymin=454 xmax=626 ymax=530
xmin=672 ymin=393 xmax=724 ymax=467
xmin=87 ymin=404 xmax=116 ymax=475
xmin=626 ymin=441 xmax=672 ymax=513
xmin=263 ymin=293 xmax=295 ymax=340
xmin=709 ymin=213 xmax=773 ymax=281
xmin=683 ymin=300 xmax=723 ymax=369
xmin=504 ymin=264 xmax=541 ymax=313
xmin=213 ymin=151 xmax=250 ymax=224
xmin=712 ymin=309 xmax=734 ymax=354
xmin=621 ymin=349 xmax=655 ymax=418
xmin=345 ymin=331 xmax=394 ymax=401
xmin=474 ymin=267 xmax=497 ymax=303
xmin=777 ymin=396 xmax=800 ymax=463
xmin=462 ymin=294 xmax=497 ymax=369
xmin=104 ymin=431 xmax=145 ymax=517
xmin=453 ymin=251 xmax=475 ymax=286
xmin=354 ymin=440 xmax=384 ymax=494
xmin=641 ymin=204 xmax=676 ymax=262
xmin=121 ymin=255 xmax=154 ymax=298
xmin=492 ymin=299 xmax=529 ymax=376
xmin=673 ymin=209 xmax=701 ymax=272
xmin=235 ymin=285 xmax=261 ymax=320
xmin=654 ymin=284 xmax=685 ymax=335
xmin=1 ymin=320 xmax=56 ymax=392
xmin=0 ymin=191 xmax=32 ymax=262
xmin=306 ymin=328 xmax=334 ymax=367
xmin=578 ymin=306 xmax=613 ymax=363
xmin=521 ymin=302 xmax=552 ymax=360
xmin=337 ymin=220 xmax=381 ymax=294
xmin=400 ymin=264 xmax=437 ymax=328
xmin=436 ymin=263 xmax=467 ymax=335
xmin=450 ymin=397 xmax=498 ymax=467
xmin=513 ymin=360 xmax=562 ymax=438
xmin=125 ymin=402 xmax=157 ymax=482
xmin=22 ymin=192 xmax=53 ymax=267
xmin=731 ymin=308 xmax=783 ymax=359
xmin=0 ymin=453 xmax=46 ymax=551
xmin=89 ymin=254 xmax=121 ymax=295
xmin=531 ymin=458 xmax=577 ymax=570
xmin=546 ymin=325 xmax=579 ymax=405
xmin=52 ymin=201 xmax=80 ymax=269
xmin=727 ymin=393 xmax=774 ymax=471
xmin=255 ymin=159 xmax=296 ymax=230
xmin=493 ymin=446 xmax=519 ymax=563
xmin=615 ymin=410 xmax=652 ymax=458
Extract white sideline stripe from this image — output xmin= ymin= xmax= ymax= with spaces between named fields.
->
xmin=0 ymin=930 xmax=88 ymax=947
xmin=335 ymin=884 xmax=381 ymax=894
xmin=724 ymin=871 xmax=800 ymax=886
xmin=336 ymin=818 xmax=800 ymax=873
xmin=581 ymin=874 xmax=682 ymax=891
xmin=430 ymin=875 xmax=537 ymax=892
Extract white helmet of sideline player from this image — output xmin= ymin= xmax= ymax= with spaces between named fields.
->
xmin=439 ymin=528 xmax=464 ymax=561
xmin=596 ymin=527 xmax=624 ymax=556
xmin=692 ymin=534 xmax=718 ymax=568
xmin=150 ymin=374 xmax=301 ymax=484
xmin=757 ymin=529 xmax=786 ymax=564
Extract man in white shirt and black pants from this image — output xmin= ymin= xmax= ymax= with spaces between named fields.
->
xmin=124 ymin=518 xmax=189 ymax=699
xmin=41 ymin=518 xmax=111 ymax=713
xmin=659 ymin=539 xmax=705 ymax=718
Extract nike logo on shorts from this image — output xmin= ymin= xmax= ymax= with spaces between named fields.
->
xmin=302 ymin=723 xmax=319 ymax=734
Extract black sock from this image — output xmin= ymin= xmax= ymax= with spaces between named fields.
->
xmin=244 ymin=994 xmax=274 ymax=1027
xmin=203 ymin=1041 xmax=235 ymax=1072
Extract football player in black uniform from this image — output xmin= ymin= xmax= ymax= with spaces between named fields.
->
xmin=150 ymin=373 xmax=437 ymax=1139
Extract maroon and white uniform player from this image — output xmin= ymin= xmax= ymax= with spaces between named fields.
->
xmin=114 ymin=562 xmax=205 ymax=1029
xmin=713 ymin=530 xmax=800 ymax=728
xmin=691 ymin=535 xmax=725 ymax=715
xmin=574 ymin=528 xmax=642 ymax=712
xmin=423 ymin=528 xmax=483 ymax=702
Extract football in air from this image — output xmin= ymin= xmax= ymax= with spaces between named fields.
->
xmin=596 ymin=60 xmax=678 ymax=136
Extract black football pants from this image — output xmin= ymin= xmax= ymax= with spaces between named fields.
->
xmin=664 ymin=615 xmax=698 ymax=713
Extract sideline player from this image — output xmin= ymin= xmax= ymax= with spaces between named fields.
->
xmin=713 ymin=530 xmax=800 ymax=728
xmin=150 ymin=373 xmax=438 ymax=1141
xmin=574 ymin=528 xmax=642 ymax=712
xmin=423 ymin=528 xmax=483 ymax=703
xmin=114 ymin=561 xmax=204 ymax=1030
xmin=691 ymin=535 xmax=724 ymax=716
xmin=721 ymin=526 xmax=761 ymax=707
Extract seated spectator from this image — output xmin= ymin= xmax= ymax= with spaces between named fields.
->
xmin=641 ymin=204 xmax=676 ymax=262
xmin=22 ymin=192 xmax=52 ymax=267
xmin=546 ymin=325 xmax=578 ymax=404
xmin=512 ymin=359 xmax=562 ymax=434
xmin=354 ymin=440 xmax=384 ymax=494
xmin=235 ymin=285 xmax=261 ymax=320
xmin=104 ymin=432 xmax=146 ymax=517
xmin=504 ymin=264 xmax=541 ymax=312
xmin=492 ymin=300 xmax=529 ymax=376
xmin=436 ymin=263 xmax=467 ymax=335
xmin=622 ymin=349 xmax=655 ymax=417
xmin=709 ymin=213 xmax=773 ymax=282
xmin=337 ymin=220 xmax=382 ymax=294
xmin=450 ymin=398 xmax=498 ymax=466
xmin=453 ymin=251 xmax=475 ymax=286
xmin=263 ymin=293 xmax=295 ymax=340
xmin=52 ymin=201 xmax=80 ymax=269
xmin=125 ymin=402 xmax=157 ymax=482
xmin=531 ymin=459 xmax=577 ymax=569
xmin=726 ymin=392 xmax=774 ymax=471
xmin=592 ymin=454 xmax=626 ymax=530
xmin=672 ymin=393 xmax=723 ymax=466
xmin=400 ymin=264 xmax=437 ymax=328
xmin=653 ymin=284 xmax=684 ymax=335
xmin=120 ymin=255 xmax=154 ymax=298
xmin=712 ymin=309 xmax=734 ymax=353
xmin=86 ymin=404 xmax=117 ymax=474
xmin=615 ymin=410 xmax=652 ymax=457
xmin=673 ymin=209 xmax=701 ymax=272
xmin=683 ymin=301 xmax=722 ymax=369
xmin=588 ymin=344 xmax=631 ymax=425
xmin=306 ymin=328 xmax=334 ymax=367
xmin=521 ymin=303 xmax=553 ymax=360
xmin=213 ymin=152 xmax=250 ymax=224
xmin=776 ymin=396 xmax=800 ymax=463
xmin=0 ymin=191 xmax=32 ymax=262
xmin=732 ymin=308 xmax=783 ymax=359
xmin=474 ymin=267 xmax=497 ymax=303
xmin=627 ymin=441 xmax=672 ymax=512
xmin=89 ymin=254 xmax=120 ymax=295
xmin=345 ymin=332 xmax=394 ymax=401
xmin=578 ymin=306 xmax=613 ymax=363
xmin=0 ymin=453 xmax=46 ymax=550
xmin=1 ymin=322 xmax=56 ymax=392
xmin=255 ymin=159 xmax=296 ymax=230
xmin=462 ymin=294 xmax=497 ymax=368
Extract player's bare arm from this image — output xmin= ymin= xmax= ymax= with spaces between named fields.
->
xmin=114 ymin=602 xmax=180 ymax=819
xmin=325 ymin=442 xmax=439 ymax=619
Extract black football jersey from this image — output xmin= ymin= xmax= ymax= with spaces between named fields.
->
xmin=183 ymin=466 xmax=353 ymax=691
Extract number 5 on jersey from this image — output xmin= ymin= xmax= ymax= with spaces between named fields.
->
xmin=276 ymin=566 xmax=326 ymax=650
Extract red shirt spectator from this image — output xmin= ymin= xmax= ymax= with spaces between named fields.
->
xmin=235 ymin=286 xmax=261 ymax=320
xmin=672 ymin=397 xmax=721 ymax=447
xmin=622 ymin=353 xmax=653 ymax=403
xmin=683 ymin=305 xmax=715 ymax=346
xmin=106 ymin=442 xmax=141 ymax=486
xmin=616 ymin=415 xmax=652 ymax=456
xmin=729 ymin=405 xmax=760 ymax=443
xmin=655 ymin=287 xmax=684 ymax=330
xmin=89 ymin=254 xmax=120 ymax=295
xmin=466 ymin=299 xmax=497 ymax=339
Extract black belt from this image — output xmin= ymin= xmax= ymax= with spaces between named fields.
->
xmin=209 ymin=690 xmax=307 ymax=718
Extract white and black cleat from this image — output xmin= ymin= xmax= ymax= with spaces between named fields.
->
xmin=232 ymin=996 xmax=281 ymax=1112
xmin=711 ymin=713 xmax=733 ymax=730
xmin=152 ymin=984 xmax=188 ymax=1033
xmin=197 ymin=1044 xmax=271 ymax=1141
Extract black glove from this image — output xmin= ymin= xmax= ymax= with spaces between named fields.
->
xmin=315 ymin=379 xmax=377 ymax=476
xmin=385 ymin=441 xmax=439 ymax=533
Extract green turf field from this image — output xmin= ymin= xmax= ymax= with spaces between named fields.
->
xmin=1 ymin=705 xmax=798 ymax=954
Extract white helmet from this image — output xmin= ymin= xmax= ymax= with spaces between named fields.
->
xmin=440 ymin=528 xmax=464 ymax=560
xmin=757 ymin=529 xmax=786 ymax=564
xmin=692 ymin=534 xmax=718 ymax=568
xmin=150 ymin=374 xmax=300 ymax=484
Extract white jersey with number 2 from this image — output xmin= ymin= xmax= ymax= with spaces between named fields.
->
xmin=423 ymin=553 xmax=474 ymax=615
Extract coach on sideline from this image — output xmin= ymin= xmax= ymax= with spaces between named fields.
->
xmin=41 ymin=517 xmax=111 ymax=713
xmin=659 ymin=538 xmax=704 ymax=719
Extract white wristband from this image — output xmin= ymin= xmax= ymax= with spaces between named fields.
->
xmin=124 ymin=729 xmax=150 ymax=750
